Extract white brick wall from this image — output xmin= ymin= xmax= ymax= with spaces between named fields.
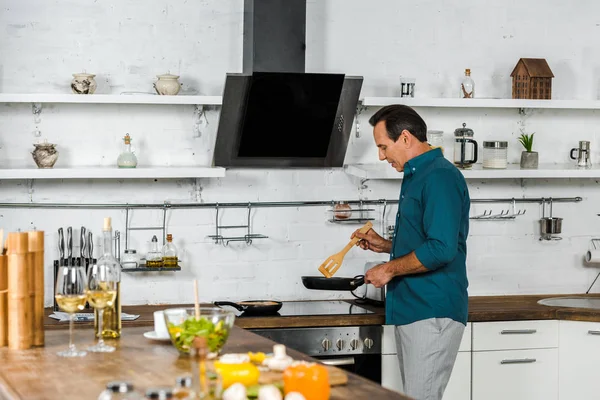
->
xmin=2 ymin=0 xmax=600 ymax=306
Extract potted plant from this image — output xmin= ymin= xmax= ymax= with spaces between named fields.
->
xmin=518 ymin=132 xmax=538 ymax=169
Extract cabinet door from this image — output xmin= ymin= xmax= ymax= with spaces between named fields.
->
xmin=472 ymin=348 xmax=558 ymax=400
xmin=443 ymin=352 xmax=471 ymax=400
xmin=381 ymin=354 xmax=403 ymax=393
xmin=559 ymin=320 xmax=600 ymax=400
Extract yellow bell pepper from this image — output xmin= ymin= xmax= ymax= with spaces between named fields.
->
xmin=214 ymin=361 xmax=260 ymax=389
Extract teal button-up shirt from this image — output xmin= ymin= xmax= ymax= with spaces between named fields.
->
xmin=386 ymin=148 xmax=470 ymax=326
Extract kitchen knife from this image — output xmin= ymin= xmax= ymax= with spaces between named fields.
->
xmin=88 ymin=231 xmax=93 ymax=261
xmin=66 ymin=226 xmax=72 ymax=264
xmin=58 ymin=227 xmax=64 ymax=265
xmin=80 ymin=226 xmax=86 ymax=266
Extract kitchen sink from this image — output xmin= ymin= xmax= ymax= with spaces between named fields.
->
xmin=537 ymin=297 xmax=600 ymax=309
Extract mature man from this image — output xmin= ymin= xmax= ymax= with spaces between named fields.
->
xmin=352 ymin=104 xmax=470 ymax=400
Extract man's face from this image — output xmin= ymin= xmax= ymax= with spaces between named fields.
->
xmin=373 ymin=121 xmax=409 ymax=172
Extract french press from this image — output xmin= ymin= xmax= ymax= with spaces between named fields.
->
xmin=453 ymin=123 xmax=478 ymax=169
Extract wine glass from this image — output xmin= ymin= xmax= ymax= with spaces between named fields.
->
xmin=86 ymin=263 xmax=118 ymax=352
xmin=54 ymin=263 xmax=87 ymax=357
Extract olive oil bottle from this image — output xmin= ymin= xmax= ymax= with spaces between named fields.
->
xmin=93 ymin=217 xmax=122 ymax=339
xmin=162 ymin=233 xmax=178 ymax=268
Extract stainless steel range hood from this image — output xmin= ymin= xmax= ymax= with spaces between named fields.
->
xmin=213 ymin=0 xmax=363 ymax=168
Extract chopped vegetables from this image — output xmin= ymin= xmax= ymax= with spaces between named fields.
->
xmin=283 ymin=362 xmax=330 ymax=400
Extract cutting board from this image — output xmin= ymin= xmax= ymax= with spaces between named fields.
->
xmin=258 ymin=365 xmax=348 ymax=386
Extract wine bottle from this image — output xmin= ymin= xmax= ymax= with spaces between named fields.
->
xmin=93 ymin=217 xmax=122 ymax=339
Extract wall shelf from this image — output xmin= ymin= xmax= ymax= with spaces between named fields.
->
xmin=122 ymin=265 xmax=181 ymax=272
xmin=360 ymin=97 xmax=600 ymax=110
xmin=0 ymin=166 xmax=225 ymax=180
xmin=0 ymin=93 xmax=223 ymax=105
xmin=345 ymin=163 xmax=600 ymax=180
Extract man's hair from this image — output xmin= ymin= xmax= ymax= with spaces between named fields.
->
xmin=368 ymin=104 xmax=428 ymax=142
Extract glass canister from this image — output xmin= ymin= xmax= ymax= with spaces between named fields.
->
xmin=453 ymin=123 xmax=478 ymax=169
xmin=427 ymin=130 xmax=444 ymax=153
xmin=121 ymin=249 xmax=139 ymax=269
xmin=483 ymin=141 xmax=508 ymax=169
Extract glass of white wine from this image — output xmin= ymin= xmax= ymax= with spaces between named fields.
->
xmin=54 ymin=263 xmax=88 ymax=357
xmin=86 ymin=263 xmax=118 ymax=353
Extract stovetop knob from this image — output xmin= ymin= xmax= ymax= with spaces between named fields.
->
xmin=321 ymin=338 xmax=331 ymax=351
xmin=364 ymin=337 xmax=374 ymax=349
xmin=336 ymin=339 xmax=345 ymax=350
xmin=350 ymin=338 xmax=360 ymax=350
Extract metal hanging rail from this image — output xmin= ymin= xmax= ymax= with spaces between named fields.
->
xmin=0 ymin=196 xmax=583 ymax=209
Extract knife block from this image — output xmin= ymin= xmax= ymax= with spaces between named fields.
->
xmin=7 ymin=232 xmax=32 ymax=350
xmin=0 ymin=254 xmax=7 ymax=347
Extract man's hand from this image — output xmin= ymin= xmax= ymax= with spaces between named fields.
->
xmin=351 ymin=228 xmax=392 ymax=254
xmin=364 ymin=262 xmax=394 ymax=288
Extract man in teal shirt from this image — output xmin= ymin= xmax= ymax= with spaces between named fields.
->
xmin=353 ymin=104 xmax=469 ymax=400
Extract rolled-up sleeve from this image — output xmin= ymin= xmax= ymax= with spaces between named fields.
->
xmin=414 ymin=169 xmax=464 ymax=271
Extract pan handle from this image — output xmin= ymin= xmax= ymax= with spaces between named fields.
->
xmin=214 ymin=301 xmax=246 ymax=312
xmin=352 ymin=275 xmax=365 ymax=287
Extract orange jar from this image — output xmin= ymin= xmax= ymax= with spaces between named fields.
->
xmin=283 ymin=362 xmax=330 ymax=400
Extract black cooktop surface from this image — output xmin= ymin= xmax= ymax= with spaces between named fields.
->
xmin=218 ymin=300 xmax=374 ymax=318
xmin=278 ymin=300 xmax=373 ymax=317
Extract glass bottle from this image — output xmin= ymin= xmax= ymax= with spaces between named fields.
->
xmin=192 ymin=336 xmax=222 ymax=400
xmin=460 ymin=68 xmax=475 ymax=98
xmin=172 ymin=376 xmax=194 ymax=400
xmin=94 ymin=217 xmax=122 ymax=339
xmin=117 ymin=133 xmax=137 ymax=168
xmin=144 ymin=388 xmax=173 ymax=400
xmin=162 ymin=234 xmax=178 ymax=268
xmin=146 ymin=235 xmax=163 ymax=268
xmin=98 ymin=381 xmax=143 ymax=400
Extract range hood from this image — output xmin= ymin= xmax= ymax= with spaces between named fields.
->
xmin=213 ymin=0 xmax=363 ymax=168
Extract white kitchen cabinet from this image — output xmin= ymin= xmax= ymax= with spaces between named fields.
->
xmin=472 ymin=348 xmax=558 ymax=400
xmin=471 ymin=320 xmax=559 ymax=400
xmin=558 ymin=320 xmax=600 ymax=400
xmin=381 ymin=323 xmax=472 ymax=400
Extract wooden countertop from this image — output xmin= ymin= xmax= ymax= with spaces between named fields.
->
xmin=0 ymin=326 xmax=409 ymax=400
xmin=43 ymin=294 xmax=600 ymax=333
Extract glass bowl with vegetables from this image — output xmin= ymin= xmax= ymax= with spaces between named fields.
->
xmin=163 ymin=307 xmax=235 ymax=357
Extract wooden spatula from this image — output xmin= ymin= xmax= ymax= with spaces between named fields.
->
xmin=318 ymin=221 xmax=373 ymax=278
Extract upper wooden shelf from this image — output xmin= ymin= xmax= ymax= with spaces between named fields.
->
xmin=361 ymin=97 xmax=600 ymax=110
xmin=0 ymin=94 xmax=223 ymax=105
xmin=345 ymin=163 xmax=600 ymax=180
xmin=0 ymin=166 xmax=226 ymax=180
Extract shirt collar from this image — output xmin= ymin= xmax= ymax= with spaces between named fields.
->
xmin=404 ymin=148 xmax=443 ymax=177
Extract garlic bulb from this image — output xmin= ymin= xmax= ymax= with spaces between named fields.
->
xmin=222 ymin=383 xmax=247 ymax=400
xmin=284 ymin=393 xmax=306 ymax=400
xmin=258 ymin=385 xmax=283 ymax=400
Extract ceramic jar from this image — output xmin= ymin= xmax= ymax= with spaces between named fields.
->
xmin=71 ymin=73 xmax=97 ymax=94
xmin=153 ymin=74 xmax=181 ymax=95
xmin=31 ymin=142 xmax=59 ymax=168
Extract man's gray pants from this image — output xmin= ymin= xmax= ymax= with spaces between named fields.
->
xmin=395 ymin=318 xmax=465 ymax=400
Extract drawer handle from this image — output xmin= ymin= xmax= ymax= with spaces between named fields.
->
xmin=588 ymin=330 xmax=600 ymax=335
xmin=500 ymin=358 xmax=537 ymax=365
xmin=500 ymin=329 xmax=537 ymax=335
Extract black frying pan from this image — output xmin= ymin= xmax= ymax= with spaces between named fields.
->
xmin=301 ymin=275 xmax=365 ymax=291
xmin=214 ymin=300 xmax=283 ymax=315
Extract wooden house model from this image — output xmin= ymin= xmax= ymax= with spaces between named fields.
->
xmin=510 ymin=58 xmax=554 ymax=99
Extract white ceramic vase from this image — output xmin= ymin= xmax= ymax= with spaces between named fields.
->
xmin=71 ymin=73 xmax=97 ymax=94
xmin=153 ymin=74 xmax=181 ymax=95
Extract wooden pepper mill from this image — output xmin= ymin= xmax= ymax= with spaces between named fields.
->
xmin=7 ymin=232 xmax=32 ymax=350
xmin=0 ymin=235 xmax=7 ymax=347
xmin=29 ymin=231 xmax=45 ymax=346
